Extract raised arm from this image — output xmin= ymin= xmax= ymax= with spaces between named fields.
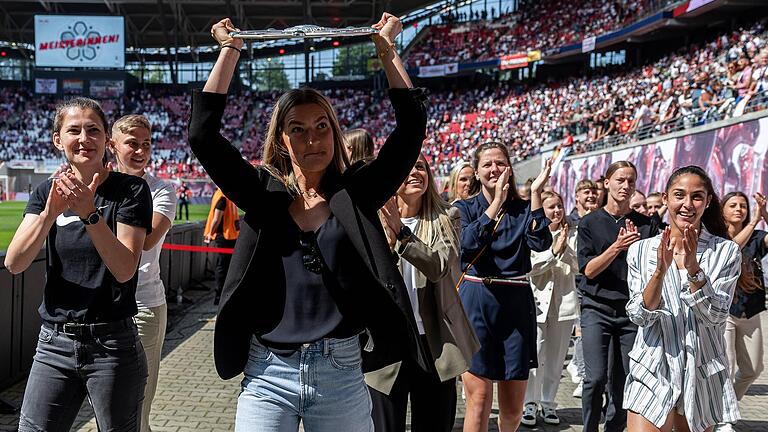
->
xmin=188 ymin=18 xmax=263 ymax=212
xmin=346 ymin=14 xmax=426 ymax=210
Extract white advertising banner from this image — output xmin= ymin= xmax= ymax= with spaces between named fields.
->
xmin=35 ymin=15 xmax=125 ymax=68
xmin=582 ymin=36 xmax=596 ymax=53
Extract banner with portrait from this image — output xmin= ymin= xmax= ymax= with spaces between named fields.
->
xmin=551 ymin=117 xmax=768 ymax=214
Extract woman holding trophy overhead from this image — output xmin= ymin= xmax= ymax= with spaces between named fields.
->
xmin=189 ymin=13 xmax=428 ymax=432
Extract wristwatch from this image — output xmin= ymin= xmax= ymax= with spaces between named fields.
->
xmin=80 ymin=209 xmax=101 ymax=225
xmin=687 ymin=268 xmax=706 ymax=284
xmin=396 ymin=225 xmax=413 ymax=242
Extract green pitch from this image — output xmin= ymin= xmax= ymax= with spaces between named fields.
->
xmin=0 ymin=202 xmax=212 ymax=253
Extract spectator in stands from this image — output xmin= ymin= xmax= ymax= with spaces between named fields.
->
xmin=455 ymin=143 xmax=553 ymax=432
xmin=577 ymin=161 xmax=659 ymax=432
xmin=719 ymin=191 xmax=768 ymax=432
xmin=109 ymin=114 xmax=177 ymax=432
xmin=4 ymin=97 xmax=152 ymax=431
xmin=190 ymin=14 xmax=429 ymax=430
xmin=369 ymin=153 xmax=479 ymax=432
xmin=523 ymin=190 xmax=579 ymax=427
xmin=203 ymin=188 xmax=240 ymax=306
xmin=343 ymin=128 xmax=375 ymax=163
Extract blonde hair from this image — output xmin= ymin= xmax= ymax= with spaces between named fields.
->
xmin=404 ymin=154 xmax=459 ymax=253
xmin=112 ymin=114 xmax=151 ymax=137
xmin=262 ymin=88 xmax=350 ymax=195
xmin=446 ymin=161 xmax=475 ymax=203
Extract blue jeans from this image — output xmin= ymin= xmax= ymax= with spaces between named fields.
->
xmin=19 ymin=322 xmax=148 ymax=432
xmin=236 ymin=335 xmax=374 ymax=432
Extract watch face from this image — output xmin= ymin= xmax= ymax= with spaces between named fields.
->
xmin=87 ymin=212 xmax=100 ymax=225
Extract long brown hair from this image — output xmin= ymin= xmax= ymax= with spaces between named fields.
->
xmin=722 ymin=191 xmax=763 ymax=295
xmin=262 ymin=88 xmax=350 ymax=196
xmin=344 ymin=128 xmax=374 ymax=164
xmin=471 ymin=141 xmax=521 ymax=201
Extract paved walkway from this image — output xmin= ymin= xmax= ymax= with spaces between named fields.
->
xmin=1 ymin=282 xmax=767 ymax=431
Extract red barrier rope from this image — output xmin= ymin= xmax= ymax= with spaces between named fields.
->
xmin=161 ymin=243 xmax=234 ymax=254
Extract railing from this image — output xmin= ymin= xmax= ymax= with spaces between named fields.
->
xmin=577 ymin=91 xmax=768 ymax=154
xmin=0 ymin=222 xmax=214 ymax=392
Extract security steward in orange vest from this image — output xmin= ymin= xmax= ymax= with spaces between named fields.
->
xmin=204 ymin=188 xmax=240 ymax=305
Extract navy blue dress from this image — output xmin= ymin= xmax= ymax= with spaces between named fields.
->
xmin=455 ymin=194 xmax=552 ymax=380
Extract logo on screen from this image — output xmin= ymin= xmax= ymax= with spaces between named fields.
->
xmin=61 ymin=21 xmax=100 ymax=61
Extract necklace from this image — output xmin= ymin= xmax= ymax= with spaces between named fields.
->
xmin=604 ymin=209 xmax=626 ymax=224
xmin=300 ymin=188 xmax=319 ymax=199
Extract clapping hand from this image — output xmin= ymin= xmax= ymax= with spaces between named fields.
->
xmin=613 ymin=219 xmax=641 ymax=252
xmin=680 ymin=224 xmax=699 ymax=273
xmin=380 ymin=197 xmax=404 ymax=233
xmin=530 ymin=157 xmax=553 ymax=194
xmin=55 ymin=169 xmax=103 ymax=219
xmin=553 ymin=223 xmax=569 ymax=256
xmin=655 ymin=227 xmax=674 ymax=275
xmin=755 ymin=192 xmax=767 ymax=223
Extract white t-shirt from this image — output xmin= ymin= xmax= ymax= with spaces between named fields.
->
xmin=400 ymin=216 xmax=425 ymax=335
xmin=136 ymin=173 xmax=177 ymax=308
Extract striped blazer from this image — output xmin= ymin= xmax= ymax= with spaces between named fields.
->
xmin=623 ymin=228 xmax=742 ymax=432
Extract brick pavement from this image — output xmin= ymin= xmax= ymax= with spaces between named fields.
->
xmin=1 ymin=283 xmax=766 ymax=431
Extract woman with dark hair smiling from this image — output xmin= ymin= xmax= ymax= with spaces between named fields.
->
xmin=624 ymin=166 xmax=741 ymax=432
xmin=189 ymin=14 xmax=428 ymax=431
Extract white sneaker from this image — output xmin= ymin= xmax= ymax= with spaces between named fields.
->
xmin=715 ymin=424 xmax=735 ymax=432
xmin=572 ymin=381 xmax=583 ymax=398
xmin=566 ymin=361 xmax=580 ymax=383
xmin=542 ymin=407 xmax=560 ymax=425
xmin=521 ymin=402 xmax=537 ymax=426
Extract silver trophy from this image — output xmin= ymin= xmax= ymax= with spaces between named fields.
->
xmin=229 ymin=25 xmax=378 ymax=40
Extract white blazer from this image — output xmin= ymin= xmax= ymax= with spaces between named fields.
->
xmin=528 ymin=227 xmax=580 ymax=323
xmin=623 ymin=228 xmax=742 ymax=432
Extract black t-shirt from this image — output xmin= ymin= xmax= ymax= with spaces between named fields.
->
xmin=730 ymin=230 xmax=768 ymax=319
xmin=25 ymin=172 xmax=153 ymax=323
xmin=577 ymin=208 xmax=660 ymax=305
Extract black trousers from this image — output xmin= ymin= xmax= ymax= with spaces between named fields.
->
xmin=214 ymin=237 xmax=236 ymax=300
xmin=580 ymin=299 xmax=637 ymax=432
xmin=369 ymin=336 xmax=457 ymax=432
xmin=176 ymin=200 xmax=189 ymax=220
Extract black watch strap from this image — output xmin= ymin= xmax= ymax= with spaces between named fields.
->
xmin=81 ymin=209 xmax=101 ymax=225
xmin=396 ymin=225 xmax=412 ymax=241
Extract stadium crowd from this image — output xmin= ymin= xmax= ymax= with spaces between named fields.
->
xmin=407 ymin=0 xmax=672 ymax=68
xmin=0 ymin=21 xmax=766 ymax=179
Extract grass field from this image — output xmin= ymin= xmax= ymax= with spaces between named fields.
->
xmin=0 ymin=202 xmax=212 ymax=253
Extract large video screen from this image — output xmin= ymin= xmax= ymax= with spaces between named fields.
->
xmin=35 ymin=15 xmax=125 ymax=68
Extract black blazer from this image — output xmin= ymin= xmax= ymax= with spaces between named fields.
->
xmin=188 ymin=88 xmax=431 ymax=380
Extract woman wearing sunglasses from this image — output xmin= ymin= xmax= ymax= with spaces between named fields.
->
xmin=189 ymin=14 xmax=428 ymax=432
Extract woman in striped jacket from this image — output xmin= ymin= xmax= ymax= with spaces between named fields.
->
xmin=623 ymin=166 xmax=742 ymax=432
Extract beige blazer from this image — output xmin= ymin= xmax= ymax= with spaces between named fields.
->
xmin=365 ymin=208 xmax=480 ymax=395
xmin=528 ymin=227 xmax=580 ymax=323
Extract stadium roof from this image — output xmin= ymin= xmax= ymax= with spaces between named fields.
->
xmin=1 ymin=0 xmax=437 ymax=50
